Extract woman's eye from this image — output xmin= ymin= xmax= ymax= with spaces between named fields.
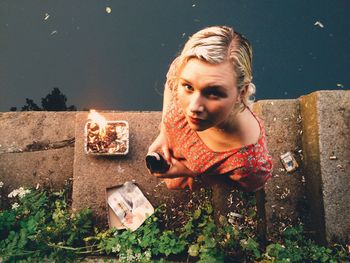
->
xmin=182 ymin=84 xmax=193 ymax=92
xmin=206 ymin=90 xmax=224 ymax=99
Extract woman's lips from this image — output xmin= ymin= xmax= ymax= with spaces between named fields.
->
xmin=188 ymin=116 xmax=205 ymax=125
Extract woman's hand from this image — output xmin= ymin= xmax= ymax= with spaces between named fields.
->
xmin=147 ymin=131 xmax=171 ymax=162
xmin=152 ymin=157 xmax=196 ymax=179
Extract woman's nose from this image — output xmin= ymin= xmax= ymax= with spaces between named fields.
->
xmin=189 ymin=94 xmax=204 ymax=113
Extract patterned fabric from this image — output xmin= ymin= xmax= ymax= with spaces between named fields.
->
xmin=162 ymin=90 xmax=273 ymax=192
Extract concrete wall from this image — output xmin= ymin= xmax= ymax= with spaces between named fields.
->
xmin=0 ymin=90 xmax=349 ymax=244
xmin=300 ymin=91 xmax=350 ymax=244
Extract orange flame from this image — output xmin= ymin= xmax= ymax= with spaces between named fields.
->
xmin=88 ymin=109 xmax=107 ymax=136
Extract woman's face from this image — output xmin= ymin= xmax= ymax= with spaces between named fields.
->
xmin=177 ymin=58 xmax=241 ymax=131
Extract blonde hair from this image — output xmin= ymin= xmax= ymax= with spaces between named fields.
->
xmin=166 ymin=26 xmax=255 ymax=110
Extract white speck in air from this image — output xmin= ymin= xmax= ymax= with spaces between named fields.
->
xmin=314 ymin=21 xmax=324 ymax=28
xmin=44 ymin=13 xmax=50 ymax=21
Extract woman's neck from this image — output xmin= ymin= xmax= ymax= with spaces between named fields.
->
xmin=196 ymin=109 xmax=249 ymax=151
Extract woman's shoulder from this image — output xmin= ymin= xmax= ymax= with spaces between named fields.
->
xmin=236 ymin=107 xmax=261 ymax=147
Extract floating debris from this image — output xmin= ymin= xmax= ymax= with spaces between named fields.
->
xmin=50 ymin=30 xmax=58 ymax=36
xmin=44 ymin=13 xmax=50 ymax=21
xmin=336 ymin=83 xmax=344 ymax=88
xmin=228 ymin=212 xmax=243 ymax=218
xmin=181 ymin=32 xmax=186 ymax=38
xmin=314 ymin=21 xmax=324 ymax=28
xmin=106 ymin=7 xmax=112 ymax=14
xmin=192 ymin=4 xmax=196 ymax=7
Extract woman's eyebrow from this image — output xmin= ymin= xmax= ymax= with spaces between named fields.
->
xmin=203 ymin=85 xmax=228 ymax=93
xmin=179 ymin=78 xmax=226 ymax=89
xmin=179 ymin=77 xmax=192 ymax=83
xmin=205 ymin=85 xmax=224 ymax=89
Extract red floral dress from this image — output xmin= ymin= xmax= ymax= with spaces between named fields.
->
xmin=162 ymin=91 xmax=273 ymax=192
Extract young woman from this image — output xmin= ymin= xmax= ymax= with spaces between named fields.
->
xmin=147 ymin=26 xmax=272 ymax=192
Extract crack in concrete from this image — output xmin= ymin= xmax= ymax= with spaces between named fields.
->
xmin=0 ymin=138 xmax=75 ymax=154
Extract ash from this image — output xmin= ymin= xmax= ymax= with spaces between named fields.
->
xmin=86 ymin=122 xmax=128 ymax=154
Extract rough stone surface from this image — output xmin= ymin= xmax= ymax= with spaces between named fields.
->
xmin=0 ymin=112 xmax=76 ymax=194
xmin=300 ymin=90 xmax=350 ymax=244
xmin=0 ymin=148 xmax=74 ymax=194
xmin=72 ymin=111 xmax=194 ymax=227
xmin=0 ymin=112 xmax=76 ymax=152
xmin=254 ymin=100 xmax=306 ymax=241
xmin=1 ymin=92 xmax=348 ymax=244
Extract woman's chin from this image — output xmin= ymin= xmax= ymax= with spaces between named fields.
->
xmin=188 ymin=122 xmax=208 ymax=131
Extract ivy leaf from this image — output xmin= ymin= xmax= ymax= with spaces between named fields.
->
xmin=193 ymin=209 xmax=201 ymax=220
xmin=188 ymin=244 xmax=199 ymax=257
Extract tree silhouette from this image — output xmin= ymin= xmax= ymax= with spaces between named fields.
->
xmin=11 ymin=88 xmax=77 ymax=111
xmin=21 ymin=99 xmax=42 ymax=111
xmin=41 ymin=87 xmax=77 ymax=111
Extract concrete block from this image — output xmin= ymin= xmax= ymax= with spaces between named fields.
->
xmin=300 ymin=90 xmax=350 ymax=244
xmin=0 ymin=112 xmax=76 ymax=194
xmin=0 ymin=148 xmax=74 ymax=194
xmin=0 ymin=112 xmax=76 ymax=152
xmin=253 ymin=100 xmax=306 ymax=241
xmin=72 ymin=111 xmax=194 ymax=227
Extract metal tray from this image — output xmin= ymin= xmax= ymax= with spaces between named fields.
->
xmin=84 ymin=120 xmax=129 ymax=155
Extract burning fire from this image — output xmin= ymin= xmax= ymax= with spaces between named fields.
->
xmin=85 ymin=110 xmax=129 ymax=155
xmin=88 ymin=109 xmax=107 ymax=136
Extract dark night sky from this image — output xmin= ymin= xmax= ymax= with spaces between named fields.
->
xmin=0 ymin=1 xmax=349 ymax=112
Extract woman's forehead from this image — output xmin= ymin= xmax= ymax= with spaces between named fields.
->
xmin=179 ymin=58 xmax=236 ymax=85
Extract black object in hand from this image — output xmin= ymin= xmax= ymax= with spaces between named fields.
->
xmin=145 ymin=152 xmax=170 ymax=173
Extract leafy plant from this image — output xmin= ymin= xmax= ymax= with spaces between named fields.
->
xmin=0 ymin=184 xmax=349 ymax=262
xmin=0 ymin=187 xmax=93 ymax=262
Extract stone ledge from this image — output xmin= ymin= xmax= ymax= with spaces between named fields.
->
xmin=0 ymin=90 xmax=349 ymax=244
xmin=0 ymin=148 xmax=74 ymax=193
xmin=300 ymin=90 xmax=350 ymax=244
xmin=253 ymin=99 xmax=306 ymax=241
xmin=71 ymin=111 xmax=194 ymax=228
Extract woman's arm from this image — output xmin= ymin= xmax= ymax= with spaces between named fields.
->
xmin=152 ymin=156 xmax=196 ymax=179
xmin=229 ymin=168 xmax=272 ymax=192
xmin=147 ymin=81 xmax=173 ymax=162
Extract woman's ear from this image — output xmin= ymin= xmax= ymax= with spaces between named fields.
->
xmin=239 ymin=85 xmax=249 ymax=101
